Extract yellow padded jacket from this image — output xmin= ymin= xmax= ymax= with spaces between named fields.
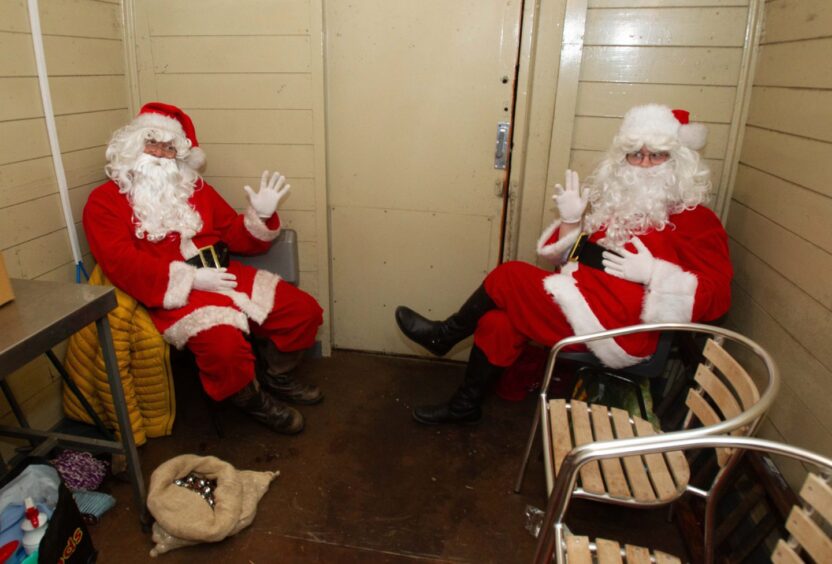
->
xmin=63 ymin=266 xmax=176 ymax=446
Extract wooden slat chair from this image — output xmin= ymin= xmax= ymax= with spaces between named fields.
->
xmin=516 ymin=324 xmax=780 ymax=563
xmin=532 ymin=436 xmax=832 ymax=564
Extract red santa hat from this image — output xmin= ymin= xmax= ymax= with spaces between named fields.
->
xmin=132 ymin=102 xmax=207 ymax=170
xmin=616 ymin=103 xmax=708 ymax=151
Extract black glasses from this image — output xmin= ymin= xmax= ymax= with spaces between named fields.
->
xmin=625 ymin=150 xmax=670 ymax=165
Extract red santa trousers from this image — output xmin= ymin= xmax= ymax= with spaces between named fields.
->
xmin=477 ymin=260 xmax=659 ymax=368
xmin=187 ymin=282 xmax=323 ymax=400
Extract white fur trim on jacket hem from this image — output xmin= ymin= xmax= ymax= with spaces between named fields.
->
xmin=543 ymin=273 xmax=646 ymax=369
xmin=537 ymin=220 xmax=580 ymax=264
xmin=223 ymin=270 xmax=281 ymax=325
xmin=244 ymin=207 xmax=281 ymax=242
xmin=163 ymin=262 xmax=197 ymax=309
xmin=163 ymin=306 xmax=249 ymax=349
xmin=641 ymin=259 xmax=697 ymax=323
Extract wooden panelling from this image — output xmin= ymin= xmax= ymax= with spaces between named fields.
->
xmin=154 ymin=74 xmax=313 ymax=110
xmin=576 ymin=83 xmax=736 ymax=122
xmin=762 ymin=0 xmax=832 ymax=44
xmin=204 ymin=177 xmax=316 ymax=211
xmin=146 ymin=0 xmax=310 ymax=36
xmin=0 ymin=119 xmax=50 ymax=165
xmin=746 ymin=87 xmax=832 ymax=143
xmin=40 ymin=0 xmax=121 ymax=39
xmin=580 ymin=46 xmax=742 ymax=85
xmin=199 ymin=144 xmax=315 ymax=179
xmin=572 ymin=116 xmax=729 ymax=159
xmin=729 ymin=240 xmax=832 ymax=373
xmin=189 ymin=109 xmax=314 ymax=145
xmin=585 ymin=8 xmax=747 ymax=47
xmin=51 ymin=76 xmax=129 ymax=115
xmin=150 ymin=36 xmax=310 ymax=74
xmin=0 ymin=32 xmax=37 ymax=76
xmin=62 ymin=147 xmax=109 ymax=189
xmin=4 ymin=229 xmax=74 ymax=279
xmin=729 ymin=203 xmax=832 ymax=309
xmin=755 ymin=39 xmax=832 ymax=89
xmin=43 ymin=36 xmax=124 ymax=75
xmin=274 ymin=210 xmax=316 ymax=242
xmin=729 ymin=288 xmax=832 ymax=458
xmin=56 ymin=109 xmax=129 ymax=153
xmin=67 ymin=182 xmax=96 ymax=222
xmin=0 ymin=158 xmax=56 ymax=208
xmin=733 ymin=165 xmax=832 ymax=253
xmin=589 ymin=0 xmax=748 ymax=6
xmin=0 ymin=194 xmax=66 ymax=248
xmin=0 ymin=78 xmax=43 ymax=121
xmin=740 ymin=126 xmax=832 ymax=198
xmin=0 ymin=0 xmax=31 ymax=33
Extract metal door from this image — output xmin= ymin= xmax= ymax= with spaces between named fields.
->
xmin=326 ymin=1 xmax=523 ymax=357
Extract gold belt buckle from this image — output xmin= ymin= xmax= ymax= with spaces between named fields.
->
xmin=197 ymin=245 xmax=221 ymax=268
xmin=567 ymin=232 xmax=588 ymax=262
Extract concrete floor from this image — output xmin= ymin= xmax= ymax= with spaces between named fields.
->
xmin=86 ymin=350 xmax=688 ymax=563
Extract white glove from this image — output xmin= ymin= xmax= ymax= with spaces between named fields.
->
xmin=602 ymin=237 xmax=656 ymax=285
xmin=243 ymin=170 xmax=291 ymax=218
xmin=193 ymin=267 xmax=237 ymax=292
xmin=553 ymin=169 xmax=588 ymax=224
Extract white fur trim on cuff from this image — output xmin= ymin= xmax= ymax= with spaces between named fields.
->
xmin=244 ymin=207 xmax=281 ymax=242
xmin=163 ymin=306 xmax=249 ymax=349
xmin=537 ymin=220 xmax=580 ymax=264
xmin=163 ymin=262 xmax=197 ymax=309
xmin=543 ymin=273 xmax=646 ymax=369
xmin=641 ymin=259 xmax=697 ymax=323
xmin=222 ymin=270 xmax=281 ymax=324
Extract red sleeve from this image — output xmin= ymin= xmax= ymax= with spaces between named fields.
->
xmin=83 ymin=182 xmax=185 ymax=308
xmin=671 ymin=207 xmax=733 ymax=322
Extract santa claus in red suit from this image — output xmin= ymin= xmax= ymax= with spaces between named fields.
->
xmin=84 ymin=102 xmax=324 ymax=434
xmin=395 ymin=103 xmax=732 ymax=425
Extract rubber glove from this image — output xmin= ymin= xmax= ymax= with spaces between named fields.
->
xmin=243 ymin=171 xmax=291 ymax=218
xmin=553 ymin=169 xmax=589 ymax=224
xmin=193 ymin=268 xmax=237 ymax=292
xmin=602 ymin=237 xmax=656 ymax=284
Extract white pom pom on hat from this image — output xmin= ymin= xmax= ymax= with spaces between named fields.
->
xmin=131 ymin=102 xmax=207 ymax=170
xmin=617 ymin=103 xmax=708 ymax=151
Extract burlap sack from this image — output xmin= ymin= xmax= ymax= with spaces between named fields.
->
xmin=147 ymin=454 xmax=278 ymax=556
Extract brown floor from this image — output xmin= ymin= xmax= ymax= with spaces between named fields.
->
xmin=87 ymin=350 xmax=688 ymax=563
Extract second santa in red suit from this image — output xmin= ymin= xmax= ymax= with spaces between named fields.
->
xmin=84 ymin=102 xmax=323 ymax=434
xmin=396 ymin=103 xmax=733 ymax=426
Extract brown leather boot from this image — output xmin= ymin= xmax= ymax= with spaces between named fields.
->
xmin=254 ymin=340 xmax=323 ymax=405
xmin=230 ymin=380 xmax=304 ymax=434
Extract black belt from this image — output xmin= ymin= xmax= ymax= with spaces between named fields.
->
xmin=567 ymin=232 xmax=619 ymax=270
xmin=185 ymin=242 xmax=229 ymax=269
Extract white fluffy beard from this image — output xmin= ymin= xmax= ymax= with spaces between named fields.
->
xmin=583 ymin=161 xmax=677 ymax=249
xmin=125 ymin=154 xmax=203 ymax=242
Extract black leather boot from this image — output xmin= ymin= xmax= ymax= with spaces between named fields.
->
xmin=254 ymin=339 xmax=323 ymax=405
xmin=230 ymin=379 xmax=305 ymax=434
xmin=412 ymin=345 xmax=503 ymax=425
xmin=395 ymin=285 xmax=496 ymax=356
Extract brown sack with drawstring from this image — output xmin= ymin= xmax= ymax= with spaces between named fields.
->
xmin=146 ymin=454 xmax=277 ymax=556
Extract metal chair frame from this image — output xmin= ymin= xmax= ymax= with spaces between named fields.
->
xmin=533 ymin=435 xmax=832 ymax=563
xmin=515 ymin=323 xmax=780 ymax=563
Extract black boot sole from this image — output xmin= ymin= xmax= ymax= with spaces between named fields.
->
xmin=411 ymin=409 xmax=481 ymax=426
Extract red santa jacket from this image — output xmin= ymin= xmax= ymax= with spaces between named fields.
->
xmin=83 ymin=180 xmax=284 ymax=348
xmin=536 ymin=206 xmax=732 ymax=367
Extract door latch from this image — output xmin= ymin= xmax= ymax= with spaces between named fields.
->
xmin=494 ymin=122 xmax=510 ymax=169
